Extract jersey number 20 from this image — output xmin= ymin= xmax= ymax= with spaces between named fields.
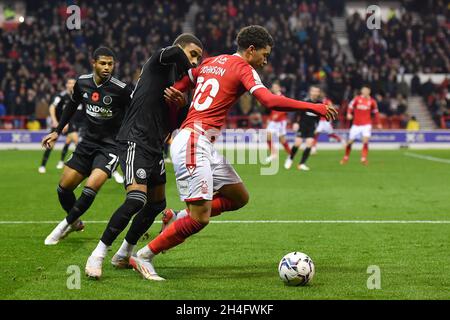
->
xmin=192 ymin=76 xmax=219 ymax=111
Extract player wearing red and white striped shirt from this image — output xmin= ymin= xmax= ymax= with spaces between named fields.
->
xmin=340 ymin=86 xmax=382 ymax=165
xmin=130 ymin=26 xmax=337 ymax=279
xmin=265 ymin=82 xmax=291 ymax=163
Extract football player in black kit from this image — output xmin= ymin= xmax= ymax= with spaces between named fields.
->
xmin=85 ymin=34 xmax=203 ymax=280
xmin=38 ymin=78 xmax=84 ymax=173
xmin=284 ymin=85 xmax=323 ymax=171
xmin=42 ymin=47 xmax=133 ymax=245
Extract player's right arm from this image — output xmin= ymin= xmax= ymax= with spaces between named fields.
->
xmin=42 ymin=81 xmax=82 ymax=149
xmin=238 ymin=64 xmax=337 ymax=120
xmin=252 ymin=88 xmax=337 ymax=121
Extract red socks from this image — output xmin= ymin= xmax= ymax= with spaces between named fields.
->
xmin=149 ymin=215 xmax=205 ymax=254
xmin=267 ymin=140 xmax=273 ymax=155
xmin=345 ymin=144 xmax=352 ymax=158
xmin=211 ymin=195 xmax=237 ymax=217
xmin=362 ymin=143 xmax=369 ymax=159
xmin=329 ymin=133 xmax=342 ymax=142
xmin=282 ymin=141 xmax=291 ymax=154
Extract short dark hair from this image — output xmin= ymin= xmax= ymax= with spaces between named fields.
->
xmin=237 ymin=25 xmax=274 ymax=51
xmin=93 ymin=47 xmax=116 ymax=61
xmin=173 ymin=33 xmax=203 ymax=49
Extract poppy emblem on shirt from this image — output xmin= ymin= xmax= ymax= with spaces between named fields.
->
xmin=92 ymin=92 xmax=100 ymax=102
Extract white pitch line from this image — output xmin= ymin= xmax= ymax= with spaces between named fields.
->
xmin=0 ymin=220 xmax=450 ymax=224
xmin=404 ymin=152 xmax=450 ymax=164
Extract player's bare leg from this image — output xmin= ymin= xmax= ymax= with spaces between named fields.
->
xmin=162 ymin=182 xmax=249 ymax=228
xmin=311 ymin=132 xmax=319 ymax=154
xmin=361 ymin=136 xmax=370 ymax=165
xmin=298 ymin=137 xmax=314 ymax=171
xmin=285 ymin=137 xmax=302 ymax=169
xmin=279 ymin=135 xmax=291 ymax=156
xmin=133 ymin=200 xmax=212 ymax=281
xmin=340 ymin=139 xmax=354 ymax=165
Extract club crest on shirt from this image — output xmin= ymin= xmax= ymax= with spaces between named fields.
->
xmin=103 ymin=96 xmax=112 ymax=105
xmin=136 ymin=168 xmax=146 ymax=179
xmin=201 ymin=180 xmax=208 ymax=194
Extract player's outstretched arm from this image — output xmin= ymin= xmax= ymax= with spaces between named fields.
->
xmin=253 ymin=87 xmax=338 ymax=121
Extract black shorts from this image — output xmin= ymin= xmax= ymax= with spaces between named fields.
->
xmin=66 ymin=139 xmax=119 ymax=178
xmin=297 ymin=124 xmax=316 ymax=139
xmin=119 ymin=141 xmax=166 ymax=188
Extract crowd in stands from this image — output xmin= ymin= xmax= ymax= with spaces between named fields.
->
xmin=416 ymin=76 xmax=450 ymax=128
xmin=0 ymin=0 xmax=187 ymax=128
xmin=345 ymin=0 xmax=449 ymax=128
xmin=0 ymin=0 xmax=447 ymax=130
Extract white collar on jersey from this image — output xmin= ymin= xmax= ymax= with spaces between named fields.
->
xmin=233 ymin=52 xmax=244 ymax=59
xmin=92 ymin=74 xmax=111 ymax=88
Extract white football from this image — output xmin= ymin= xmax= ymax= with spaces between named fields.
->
xmin=278 ymin=252 xmax=315 ymax=286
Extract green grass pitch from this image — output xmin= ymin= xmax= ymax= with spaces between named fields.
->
xmin=1 ymin=149 xmax=449 ymax=300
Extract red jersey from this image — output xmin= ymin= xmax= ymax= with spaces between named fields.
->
xmin=347 ymin=95 xmax=379 ymax=126
xmin=179 ymin=54 xmax=267 ymax=131
xmin=268 ymin=98 xmax=288 ymax=122
xmin=173 ymin=53 xmax=328 ymax=132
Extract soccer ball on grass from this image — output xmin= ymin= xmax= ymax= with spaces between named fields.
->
xmin=278 ymin=252 xmax=315 ymax=286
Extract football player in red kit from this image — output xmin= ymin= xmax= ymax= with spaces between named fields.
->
xmin=311 ymin=95 xmax=342 ymax=154
xmin=129 ymin=25 xmax=337 ymax=280
xmin=341 ymin=85 xmax=382 ymax=165
xmin=265 ymin=82 xmax=291 ymax=163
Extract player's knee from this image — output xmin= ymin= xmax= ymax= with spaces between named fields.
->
xmin=196 ymin=215 xmax=210 ymax=226
xmin=141 ymin=199 xmax=167 ymax=220
xmin=123 ymin=191 xmax=147 ymax=215
xmin=234 ymin=191 xmax=249 ymax=209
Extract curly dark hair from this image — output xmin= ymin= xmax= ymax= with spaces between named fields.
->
xmin=93 ymin=47 xmax=116 ymax=61
xmin=236 ymin=25 xmax=274 ymax=51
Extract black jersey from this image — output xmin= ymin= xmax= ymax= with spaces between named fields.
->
xmin=51 ymin=90 xmax=84 ymax=126
xmin=56 ymin=74 xmax=132 ymax=145
xmin=51 ymin=91 xmax=71 ymax=121
xmin=116 ymin=46 xmax=193 ymax=155
xmin=297 ymin=98 xmax=321 ymax=129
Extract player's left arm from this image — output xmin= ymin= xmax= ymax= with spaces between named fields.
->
xmin=159 ymin=46 xmax=192 ymax=74
xmin=372 ymin=99 xmax=382 ymax=129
